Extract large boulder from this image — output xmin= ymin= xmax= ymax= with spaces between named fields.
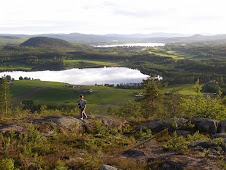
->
xmin=191 ymin=118 xmax=219 ymax=134
xmin=217 ymin=120 xmax=226 ymax=133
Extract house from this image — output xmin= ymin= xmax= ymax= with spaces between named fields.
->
xmin=80 ymin=88 xmax=93 ymax=93
xmin=135 ymin=93 xmax=143 ymax=97
xmin=68 ymin=86 xmax=75 ymax=88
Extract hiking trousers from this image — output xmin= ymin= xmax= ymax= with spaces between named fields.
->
xmin=80 ymin=108 xmax=87 ymax=119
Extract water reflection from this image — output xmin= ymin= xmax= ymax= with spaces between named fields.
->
xmin=0 ymin=67 xmax=149 ymax=85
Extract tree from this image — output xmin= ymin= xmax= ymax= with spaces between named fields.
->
xmin=138 ymin=75 xmax=167 ymax=118
xmin=0 ymin=77 xmax=11 ymax=114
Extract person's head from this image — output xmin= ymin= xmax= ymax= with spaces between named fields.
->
xmin=79 ymin=94 xmax=83 ymax=100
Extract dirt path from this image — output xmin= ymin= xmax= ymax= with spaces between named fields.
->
xmin=11 ymin=87 xmax=48 ymax=105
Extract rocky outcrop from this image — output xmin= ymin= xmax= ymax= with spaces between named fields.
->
xmin=100 ymin=165 xmax=118 ymax=170
xmin=191 ymin=118 xmax=219 ymax=134
xmin=134 ymin=117 xmax=224 ymax=134
xmin=0 ymin=115 xmax=128 ymax=135
xmin=122 ymin=149 xmax=146 ymax=158
xmin=0 ymin=123 xmax=27 ymax=135
xmin=134 ymin=117 xmax=189 ymax=133
xmin=218 ymin=120 xmax=226 ymax=133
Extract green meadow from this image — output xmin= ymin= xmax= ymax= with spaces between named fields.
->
xmin=9 ymin=80 xmax=211 ymax=115
xmin=10 ymin=80 xmax=140 ymax=114
xmin=64 ymin=59 xmax=122 ymax=68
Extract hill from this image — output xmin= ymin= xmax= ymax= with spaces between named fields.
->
xmin=20 ymin=37 xmax=73 ymax=48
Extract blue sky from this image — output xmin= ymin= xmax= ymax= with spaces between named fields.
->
xmin=1 ymin=0 xmax=226 ymax=35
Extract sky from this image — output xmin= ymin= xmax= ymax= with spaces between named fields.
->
xmin=1 ymin=0 xmax=226 ymax=35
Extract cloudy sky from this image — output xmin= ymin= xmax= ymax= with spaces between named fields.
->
xmin=1 ymin=0 xmax=226 ymax=35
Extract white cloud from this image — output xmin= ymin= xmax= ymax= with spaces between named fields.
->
xmin=1 ymin=0 xmax=226 ymax=34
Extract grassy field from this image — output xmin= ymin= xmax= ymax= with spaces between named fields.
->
xmin=10 ymin=80 xmax=210 ymax=114
xmin=149 ymin=50 xmax=194 ymax=60
xmin=0 ymin=62 xmax=32 ymax=71
xmin=64 ymin=59 xmax=122 ymax=68
xmin=10 ymin=80 xmax=140 ymax=114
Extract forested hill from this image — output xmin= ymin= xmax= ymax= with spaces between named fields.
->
xmin=20 ymin=37 xmax=73 ymax=48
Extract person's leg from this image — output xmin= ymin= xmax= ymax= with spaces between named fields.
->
xmin=83 ymin=108 xmax=87 ymax=119
xmin=80 ymin=109 xmax=83 ymax=119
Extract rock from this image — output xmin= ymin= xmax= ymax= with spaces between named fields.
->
xmin=147 ymin=158 xmax=185 ymax=170
xmin=189 ymin=141 xmax=216 ymax=149
xmin=33 ymin=115 xmax=128 ymax=133
xmin=41 ymin=130 xmax=55 ymax=137
xmin=122 ymin=149 xmax=146 ymax=158
xmin=218 ymin=120 xmax=226 ymax=133
xmin=32 ymin=116 xmax=83 ymax=132
xmin=0 ymin=123 xmax=27 ymax=135
xmin=88 ymin=115 xmax=128 ymax=129
xmin=191 ymin=118 xmax=219 ymax=134
xmin=135 ymin=117 xmax=188 ymax=133
xmin=212 ymin=133 xmax=226 ymax=139
xmin=100 ymin=165 xmax=117 ymax=170
xmin=176 ymin=130 xmax=191 ymax=137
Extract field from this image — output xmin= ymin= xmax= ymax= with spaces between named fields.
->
xmin=64 ymin=59 xmax=122 ymax=68
xmin=0 ymin=62 xmax=32 ymax=71
xmin=10 ymin=80 xmax=140 ymax=114
xmin=149 ymin=49 xmax=194 ymax=60
xmin=9 ymin=80 xmax=210 ymax=115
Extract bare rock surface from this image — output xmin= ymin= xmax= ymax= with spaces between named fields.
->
xmin=218 ymin=120 xmax=226 ymax=133
xmin=0 ymin=123 xmax=27 ymax=135
xmin=0 ymin=115 xmax=128 ymax=135
xmin=99 ymin=164 xmax=118 ymax=170
xmin=134 ymin=117 xmax=189 ymax=133
xmin=127 ymin=143 xmax=222 ymax=170
xmin=191 ymin=118 xmax=219 ymax=134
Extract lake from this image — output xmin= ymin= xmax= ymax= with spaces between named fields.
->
xmin=0 ymin=67 xmax=149 ymax=85
xmin=94 ymin=42 xmax=165 ymax=47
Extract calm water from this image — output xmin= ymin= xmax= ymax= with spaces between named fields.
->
xmin=95 ymin=42 xmax=165 ymax=47
xmin=0 ymin=67 xmax=149 ymax=85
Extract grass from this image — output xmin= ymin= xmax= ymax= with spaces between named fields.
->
xmin=10 ymin=80 xmax=140 ymax=114
xmin=0 ymin=62 xmax=32 ymax=71
xmin=64 ymin=59 xmax=122 ymax=68
xmin=149 ymin=50 xmax=194 ymax=60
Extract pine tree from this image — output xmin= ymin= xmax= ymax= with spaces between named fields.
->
xmin=0 ymin=77 xmax=11 ymax=114
xmin=138 ymin=75 xmax=167 ymax=118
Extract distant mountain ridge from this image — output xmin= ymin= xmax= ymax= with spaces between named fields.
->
xmin=1 ymin=32 xmax=226 ymax=45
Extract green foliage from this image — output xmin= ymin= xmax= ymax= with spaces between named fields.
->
xmin=0 ymin=76 xmax=11 ymax=114
xmin=181 ymin=94 xmax=226 ymax=120
xmin=117 ymin=100 xmax=141 ymax=118
xmin=163 ymin=131 xmax=189 ymax=152
xmin=138 ymin=75 xmax=167 ymax=118
xmin=0 ymin=158 xmax=15 ymax=170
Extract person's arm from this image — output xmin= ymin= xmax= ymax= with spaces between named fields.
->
xmin=78 ymin=100 xmax=81 ymax=109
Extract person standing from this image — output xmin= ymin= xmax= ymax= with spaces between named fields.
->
xmin=78 ymin=94 xmax=87 ymax=120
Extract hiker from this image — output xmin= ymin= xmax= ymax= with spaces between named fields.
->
xmin=78 ymin=94 xmax=87 ymax=120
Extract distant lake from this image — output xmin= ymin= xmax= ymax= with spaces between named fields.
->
xmin=0 ymin=67 xmax=150 ymax=85
xmin=95 ymin=42 xmax=165 ymax=47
